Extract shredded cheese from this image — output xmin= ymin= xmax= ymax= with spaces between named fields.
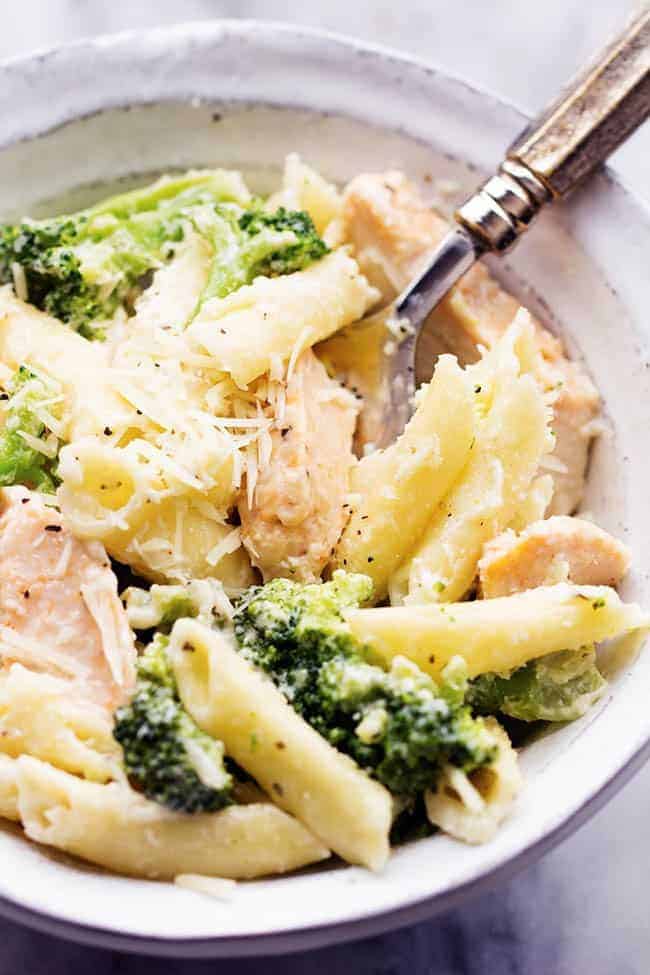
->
xmin=205 ymin=527 xmax=242 ymax=568
xmin=174 ymin=875 xmax=237 ymax=901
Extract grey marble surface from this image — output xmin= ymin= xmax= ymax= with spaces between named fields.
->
xmin=1 ymin=2 xmax=649 ymax=972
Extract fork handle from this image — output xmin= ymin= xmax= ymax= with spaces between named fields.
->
xmin=456 ymin=6 xmax=650 ymax=253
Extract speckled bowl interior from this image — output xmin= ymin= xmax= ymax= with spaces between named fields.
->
xmin=0 ymin=21 xmax=648 ymax=958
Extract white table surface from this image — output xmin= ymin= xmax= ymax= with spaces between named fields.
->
xmin=1 ymin=2 xmax=648 ymax=972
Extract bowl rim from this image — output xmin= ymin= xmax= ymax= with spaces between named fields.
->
xmin=0 ymin=18 xmax=649 ymax=959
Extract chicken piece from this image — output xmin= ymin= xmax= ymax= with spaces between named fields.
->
xmin=239 ymin=349 xmax=358 ymax=583
xmin=478 ymin=516 xmax=630 ymax=598
xmin=341 ymin=172 xmax=601 ymax=514
xmin=0 ymin=486 xmax=136 ymax=709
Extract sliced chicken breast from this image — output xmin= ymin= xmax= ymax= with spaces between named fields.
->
xmin=239 ymin=349 xmax=358 ymax=583
xmin=341 ymin=172 xmax=601 ymax=515
xmin=0 ymin=487 xmax=136 ymax=709
xmin=478 ymin=515 xmax=630 ymax=598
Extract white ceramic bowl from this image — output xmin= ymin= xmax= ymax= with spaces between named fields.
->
xmin=0 ymin=20 xmax=649 ymax=958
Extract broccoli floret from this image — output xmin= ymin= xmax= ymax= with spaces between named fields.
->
xmin=467 ymin=648 xmax=607 ymax=723
xmin=0 ymin=172 xmax=248 ymax=338
xmin=234 ymin=572 xmax=496 ymax=797
xmin=189 ymin=203 xmax=329 ymax=314
xmin=113 ymin=635 xmax=233 ymax=813
xmin=0 ymin=366 xmax=63 ymax=492
xmin=238 ymin=206 xmax=329 ymax=277
xmin=122 ymin=580 xmax=231 ymax=633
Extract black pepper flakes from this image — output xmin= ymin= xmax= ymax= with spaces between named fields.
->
xmin=45 ymin=525 xmax=62 ymax=532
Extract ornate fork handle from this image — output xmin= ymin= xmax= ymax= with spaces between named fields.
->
xmin=457 ymin=7 xmax=650 ymax=254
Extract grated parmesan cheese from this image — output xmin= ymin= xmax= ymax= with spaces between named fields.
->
xmin=206 ymin=527 xmax=242 ymax=567
xmin=174 ymin=875 xmax=237 ymax=901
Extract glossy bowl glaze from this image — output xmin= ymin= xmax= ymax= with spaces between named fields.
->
xmin=0 ymin=21 xmax=648 ymax=958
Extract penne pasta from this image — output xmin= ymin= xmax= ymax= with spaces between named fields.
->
xmin=332 ymin=354 xmax=476 ymax=602
xmin=0 ymin=754 xmax=19 ymax=822
xmin=425 ymin=718 xmax=522 ymax=844
xmin=346 ymin=583 xmax=649 ymax=679
xmin=14 ymin=755 xmax=329 ymax=880
xmin=170 ymin=618 xmax=393 ymax=871
xmin=187 ymin=249 xmax=378 ymax=386
xmin=0 ymin=664 xmax=123 ymax=784
xmin=389 ymin=318 xmax=553 ymax=605
xmin=0 ymin=287 xmax=136 ymax=440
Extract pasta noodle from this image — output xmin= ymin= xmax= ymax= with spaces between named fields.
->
xmin=170 ymin=618 xmax=393 ymax=870
xmin=346 ymin=583 xmax=648 ymax=679
xmin=15 ymin=756 xmax=330 ymax=880
xmin=187 ymin=250 xmax=379 ymax=386
xmin=0 ymin=287 xmax=137 ymax=440
xmin=425 ymin=719 xmax=522 ymax=844
xmin=332 ymin=354 xmax=477 ymax=602
xmin=389 ymin=318 xmax=554 ymax=605
xmin=0 ymin=664 xmax=123 ymax=783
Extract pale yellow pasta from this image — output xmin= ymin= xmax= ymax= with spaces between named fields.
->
xmin=14 ymin=756 xmax=330 ymax=880
xmin=187 ymin=249 xmax=379 ymax=386
xmin=57 ymin=438 xmax=254 ymax=587
xmin=0 ymin=286 xmax=137 ymax=439
xmin=267 ymin=154 xmax=342 ymax=236
xmin=170 ymin=619 xmax=393 ymax=870
xmin=0 ymin=754 xmax=19 ymax=821
xmin=0 ymin=664 xmax=123 ymax=784
xmin=346 ymin=583 xmax=649 ymax=679
xmin=124 ymin=229 xmax=212 ymax=334
xmin=425 ymin=719 xmax=522 ymax=844
xmin=332 ymin=355 xmax=477 ymax=602
xmin=390 ymin=320 xmax=553 ymax=605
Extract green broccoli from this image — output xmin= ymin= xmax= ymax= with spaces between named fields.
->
xmin=238 ymin=206 xmax=329 ymax=277
xmin=467 ymin=648 xmax=607 ymax=723
xmin=0 ymin=366 xmax=63 ymax=492
xmin=188 ymin=203 xmax=329 ymax=315
xmin=113 ymin=635 xmax=233 ymax=814
xmin=122 ymin=580 xmax=231 ymax=633
xmin=0 ymin=172 xmax=249 ymax=338
xmin=233 ymin=572 xmax=496 ymax=797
